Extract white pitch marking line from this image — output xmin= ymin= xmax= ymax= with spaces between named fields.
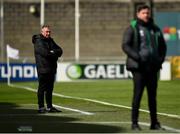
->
xmin=138 ymin=122 xmax=180 ymax=133
xmin=53 ymin=104 xmax=93 ymax=115
xmin=6 ymin=84 xmax=180 ymax=133
xmin=20 ymin=103 xmax=94 ymax=115
xmin=8 ymin=84 xmax=94 ymax=115
xmin=0 ymin=113 xmax=87 ymax=117
xmin=52 ymin=92 xmax=180 ymax=119
xmin=9 ymin=84 xmax=180 ymax=119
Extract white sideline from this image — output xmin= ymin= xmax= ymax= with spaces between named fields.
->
xmin=8 ymin=84 xmax=180 ymax=133
xmin=53 ymin=104 xmax=93 ymax=115
xmin=8 ymin=84 xmax=93 ymax=115
xmin=52 ymin=92 xmax=180 ymax=119
xmin=9 ymin=83 xmax=180 ymax=119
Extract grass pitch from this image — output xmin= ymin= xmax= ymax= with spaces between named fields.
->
xmin=0 ymin=80 xmax=180 ymax=133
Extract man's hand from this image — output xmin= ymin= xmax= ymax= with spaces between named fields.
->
xmin=50 ymin=50 xmax=55 ymax=54
xmin=49 ymin=49 xmax=63 ymax=57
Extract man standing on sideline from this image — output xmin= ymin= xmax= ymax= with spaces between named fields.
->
xmin=32 ymin=25 xmax=63 ymax=113
xmin=122 ymin=5 xmax=166 ymax=130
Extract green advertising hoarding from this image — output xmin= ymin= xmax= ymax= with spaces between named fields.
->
xmin=155 ymin=12 xmax=180 ymax=56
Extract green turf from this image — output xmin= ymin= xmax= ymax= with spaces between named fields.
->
xmin=0 ymin=80 xmax=180 ymax=133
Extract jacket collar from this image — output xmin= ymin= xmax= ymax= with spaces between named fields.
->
xmin=136 ymin=18 xmax=154 ymax=28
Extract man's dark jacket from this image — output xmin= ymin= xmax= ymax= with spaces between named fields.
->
xmin=122 ymin=18 xmax=167 ymax=72
xmin=32 ymin=34 xmax=63 ymax=74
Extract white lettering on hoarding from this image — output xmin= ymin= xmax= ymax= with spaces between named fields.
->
xmin=116 ymin=65 xmax=122 ymax=78
xmin=84 ymin=65 xmax=96 ymax=79
xmin=0 ymin=65 xmax=37 ymax=79
xmin=12 ymin=66 xmax=23 ymax=78
xmin=96 ymin=65 xmax=106 ymax=78
xmin=1 ymin=66 xmax=10 ymax=77
xmin=24 ymin=66 xmax=34 ymax=78
xmin=107 ymin=65 xmax=115 ymax=78
xmin=84 ymin=64 xmax=132 ymax=79
xmin=124 ymin=65 xmax=132 ymax=78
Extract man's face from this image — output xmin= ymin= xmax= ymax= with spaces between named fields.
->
xmin=41 ymin=27 xmax=51 ymax=38
xmin=137 ymin=8 xmax=150 ymax=23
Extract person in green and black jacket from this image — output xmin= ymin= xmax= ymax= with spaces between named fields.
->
xmin=122 ymin=5 xmax=166 ymax=130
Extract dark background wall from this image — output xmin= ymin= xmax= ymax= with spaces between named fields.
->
xmin=1 ymin=0 xmax=180 ymax=61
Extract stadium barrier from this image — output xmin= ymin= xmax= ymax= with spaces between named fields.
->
xmin=57 ymin=61 xmax=171 ymax=82
xmin=0 ymin=63 xmax=38 ymax=82
xmin=56 ymin=63 xmax=132 ymax=82
xmin=0 ymin=61 xmax=171 ymax=82
xmin=159 ymin=61 xmax=171 ymax=81
xmin=171 ymin=56 xmax=180 ymax=79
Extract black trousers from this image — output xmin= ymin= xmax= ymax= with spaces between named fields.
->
xmin=37 ymin=73 xmax=55 ymax=109
xmin=131 ymin=71 xmax=158 ymax=125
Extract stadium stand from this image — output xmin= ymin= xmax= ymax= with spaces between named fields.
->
xmin=1 ymin=0 xmax=180 ymax=62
